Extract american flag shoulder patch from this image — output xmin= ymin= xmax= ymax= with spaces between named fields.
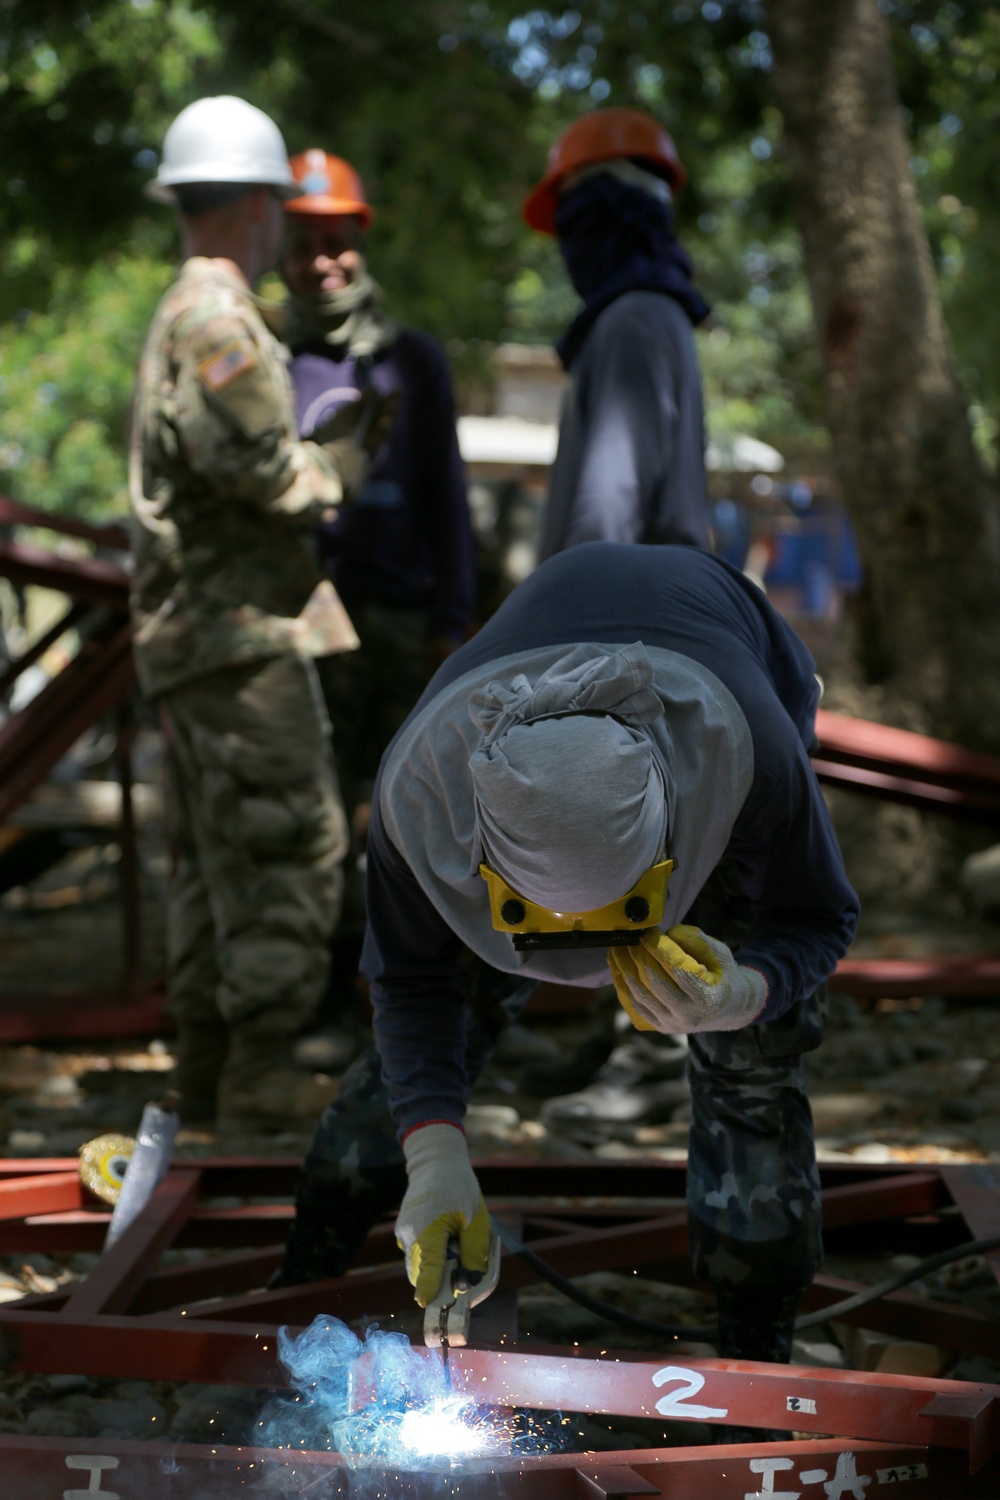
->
xmin=198 ymin=340 xmax=258 ymax=390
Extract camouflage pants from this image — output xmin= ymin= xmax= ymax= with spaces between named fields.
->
xmin=315 ymin=601 xmax=429 ymax=817
xmin=162 ymin=655 xmax=349 ymax=1035
xmin=302 ymin=962 xmax=826 ymax=1295
xmin=686 ymin=986 xmax=827 ymax=1290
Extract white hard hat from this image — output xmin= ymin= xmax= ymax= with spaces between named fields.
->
xmin=145 ymin=95 xmax=297 ymax=204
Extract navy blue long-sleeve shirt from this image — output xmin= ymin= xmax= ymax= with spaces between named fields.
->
xmin=363 ymin=543 xmax=859 ymax=1135
xmin=290 ymin=329 xmax=476 ymax=642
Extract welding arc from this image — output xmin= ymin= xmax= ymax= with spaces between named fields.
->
xmin=492 ymin=1220 xmax=1000 ymax=1343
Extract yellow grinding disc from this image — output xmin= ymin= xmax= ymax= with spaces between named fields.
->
xmin=78 ymin=1133 xmax=135 ymax=1205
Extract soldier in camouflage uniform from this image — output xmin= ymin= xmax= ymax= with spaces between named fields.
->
xmin=129 ymin=96 xmax=369 ymax=1128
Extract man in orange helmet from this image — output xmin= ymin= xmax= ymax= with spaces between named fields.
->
xmin=512 ymin=108 xmax=717 ymax=1106
xmin=279 ymin=150 xmax=476 ymax=1060
xmin=523 ymin=108 xmax=712 ymax=561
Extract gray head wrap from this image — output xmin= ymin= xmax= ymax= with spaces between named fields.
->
xmin=468 ymin=645 xmax=670 ymax=911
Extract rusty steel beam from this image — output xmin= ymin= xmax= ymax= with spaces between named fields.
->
xmin=0 ymin=600 xmax=91 ymax=700
xmin=115 ymin=701 xmax=143 ymax=1003
xmin=0 ymin=1171 xmax=83 ymax=1221
xmin=813 ymin=756 xmax=1000 ymax=822
xmin=0 ymin=616 xmax=134 ymax=822
xmin=812 ymin=709 xmax=1000 ymax=822
xmin=62 ymin=1170 xmax=202 ymax=1318
xmin=0 ymin=494 xmax=130 ymax=551
xmin=0 ymin=1435 xmax=991 ymax=1500
xmin=802 ymin=1276 xmax=1000 ymax=1359
xmin=0 ymin=990 xmax=168 ymax=1044
xmin=359 ymin=1347 xmax=1000 ymax=1467
xmin=0 ymin=1154 xmax=947 ymax=1186
xmin=830 ymin=955 xmax=1000 ymax=998
xmin=0 ymin=1306 xmax=284 ymax=1385
xmin=1 ymin=1305 xmax=998 ymax=1470
xmin=815 ymin=708 xmax=1000 ymax=793
xmin=0 ymin=1203 xmax=296 ymax=1255
xmin=0 ymin=536 xmax=129 ymax=607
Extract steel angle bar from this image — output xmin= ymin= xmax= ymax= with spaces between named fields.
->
xmin=0 ymin=536 xmax=130 ymax=606
xmin=433 ymin=1349 xmax=1000 ymax=1469
xmin=0 ymin=493 xmax=131 ymax=551
xmin=802 ymin=1274 xmax=1000 ymax=1358
xmin=816 ymin=1171 xmax=946 ymax=1226
xmin=168 ymin=1212 xmax=691 ymax=1325
xmin=813 ymin=756 xmax=1000 ymax=821
xmin=814 ymin=708 xmax=1000 ymax=794
xmin=126 ymin=1245 xmax=285 ymax=1315
xmin=0 ymin=1200 xmax=292 ymax=1255
xmin=6 ymin=1247 xmax=286 ymax=1317
xmin=0 ymin=618 xmax=134 ymax=822
xmin=63 ymin=1169 xmax=202 ymax=1317
xmin=830 ymin=954 xmax=1000 ymax=998
xmin=0 ymin=1308 xmax=284 ymax=1385
xmin=0 ymin=1171 xmax=83 ymax=1220
xmin=0 ymin=1153 xmax=949 ymax=1192
xmin=0 ymin=1435 xmax=991 ymax=1500
xmin=0 ymin=600 xmax=91 ymax=700
xmin=0 ymin=990 xmax=168 ymax=1044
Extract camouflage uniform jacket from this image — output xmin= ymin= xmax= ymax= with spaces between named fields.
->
xmin=128 ymin=257 xmax=358 ymax=698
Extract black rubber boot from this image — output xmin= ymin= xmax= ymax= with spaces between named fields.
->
xmin=268 ymin=1167 xmax=406 ymax=1289
xmin=711 ymin=1281 xmax=802 ymax=1445
xmin=519 ymin=1028 xmax=617 ymax=1096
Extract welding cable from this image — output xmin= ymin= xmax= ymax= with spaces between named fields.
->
xmin=491 ymin=1218 xmax=713 ymax=1340
xmin=792 ymin=1232 xmax=1000 ymax=1330
xmin=492 ymin=1219 xmax=1000 ymax=1343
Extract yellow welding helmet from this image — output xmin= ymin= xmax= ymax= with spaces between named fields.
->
xmin=480 ymin=859 xmax=675 ymax=952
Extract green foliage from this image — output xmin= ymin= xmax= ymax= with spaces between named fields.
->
xmin=0 ymin=0 xmax=997 ymax=515
xmin=0 ymin=245 xmax=172 ymax=516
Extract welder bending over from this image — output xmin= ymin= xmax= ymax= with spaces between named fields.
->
xmin=275 ymin=542 xmax=859 ymax=1369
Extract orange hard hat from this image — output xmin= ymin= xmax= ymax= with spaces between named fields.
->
xmin=285 ymin=149 xmax=375 ymax=228
xmin=522 ymin=108 xmax=686 ymax=234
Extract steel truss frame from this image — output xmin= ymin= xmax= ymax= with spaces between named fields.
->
xmin=0 ymin=1155 xmax=998 ymax=1493
xmin=0 ymin=495 xmax=167 ymax=1041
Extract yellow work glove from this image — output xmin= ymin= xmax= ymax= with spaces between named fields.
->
xmin=609 ymin=925 xmax=768 ymax=1035
xmin=396 ymin=1122 xmax=490 ymax=1307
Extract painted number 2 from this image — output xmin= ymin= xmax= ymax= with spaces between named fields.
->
xmin=652 ymin=1365 xmax=729 ymax=1420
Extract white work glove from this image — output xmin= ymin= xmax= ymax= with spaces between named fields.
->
xmin=396 ymin=1123 xmax=490 ymax=1307
xmin=609 ymin=925 xmax=768 ymax=1035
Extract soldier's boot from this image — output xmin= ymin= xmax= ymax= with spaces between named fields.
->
xmin=170 ymin=1017 xmax=231 ymax=1127
xmin=217 ymin=1028 xmax=337 ymax=1132
xmin=711 ymin=1282 xmax=802 ymax=1445
xmin=268 ymin=1170 xmax=404 ymax=1288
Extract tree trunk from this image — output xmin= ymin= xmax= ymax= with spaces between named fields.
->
xmin=767 ymin=0 xmax=1000 ymax=749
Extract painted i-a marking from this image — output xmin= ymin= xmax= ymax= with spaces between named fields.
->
xmin=63 ymin=1454 xmax=120 ymax=1500
xmin=745 ymin=1450 xmax=871 ymax=1498
xmin=652 ymin=1364 xmax=729 ymax=1419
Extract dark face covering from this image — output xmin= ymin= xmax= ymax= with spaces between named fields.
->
xmin=554 ymin=172 xmax=710 ymax=370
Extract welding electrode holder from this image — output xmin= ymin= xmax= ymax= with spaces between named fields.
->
xmin=423 ymin=1232 xmax=502 ymax=1349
